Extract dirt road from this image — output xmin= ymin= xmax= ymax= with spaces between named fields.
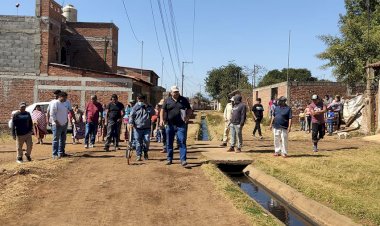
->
xmin=0 ymin=141 xmax=251 ymax=226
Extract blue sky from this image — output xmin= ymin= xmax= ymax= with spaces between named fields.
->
xmin=1 ymin=0 xmax=345 ymax=97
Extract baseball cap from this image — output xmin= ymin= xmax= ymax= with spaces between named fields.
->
xmin=311 ymin=94 xmax=318 ymax=100
xmin=278 ymin=96 xmax=287 ymax=101
xmin=19 ymin=102 xmax=27 ymax=107
xmin=230 ymin=96 xmax=235 ymax=101
xmin=170 ymin=85 xmax=180 ymax=92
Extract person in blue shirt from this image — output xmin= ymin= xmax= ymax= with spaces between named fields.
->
xmin=326 ymin=108 xmax=335 ymax=136
xmin=269 ymin=96 xmax=292 ymax=157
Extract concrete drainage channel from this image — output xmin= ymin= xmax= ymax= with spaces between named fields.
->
xmin=218 ymin=164 xmax=313 ymax=226
xmin=200 ymin=114 xmax=359 ymax=226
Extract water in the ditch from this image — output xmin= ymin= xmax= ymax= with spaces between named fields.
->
xmin=199 ymin=118 xmax=209 ymax=141
xmin=229 ymin=174 xmax=313 ymax=226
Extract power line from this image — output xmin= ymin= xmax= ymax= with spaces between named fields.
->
xmin=163 ymin=0 xmax=181 ymax=71
xmin=149 ymin=0 xmax=164 ymax=59
xmin=191 ymin=0 xmax=196 ymax=62
xmin=121 ymin=0 xmax=141 ymax=43
xmin=168 ymin=0 xmax=185 ymax=60
xmin=157 ymin=0 xmax=178 ymax=81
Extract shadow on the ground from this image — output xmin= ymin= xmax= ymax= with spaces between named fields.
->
xmin=324 ymin=147 xmax=359 ymax=151
xmin=245 ymin=149 xmax=273 ymax=153
xmin=287 ymin=154 xmax=328 ymax=158
xmin=79 ymin=154 xmax=116 ymax=158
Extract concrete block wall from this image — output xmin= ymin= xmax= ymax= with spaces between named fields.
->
xmin=0 ymin=16 xmax=40 ymax=74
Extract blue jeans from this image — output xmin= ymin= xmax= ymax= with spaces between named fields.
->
xmin=327 ymin=122 xmax=334 ymax=134
xmin=161 ymin=127 xmax=166 ymax=149
xmin=300 ymin=120 xmax=306 ymax=131
xmin=230 ymin=124 xmax=243 ymax=148
xmin=166 ymin=124 xmax=187 ymax=162
xmin=52 ymin=123 xmax=68 ymax=156
xmin=133 ymin=128 xmax=151 ymax=157
xmin=84 ymin=122 xmax=98 ymax=145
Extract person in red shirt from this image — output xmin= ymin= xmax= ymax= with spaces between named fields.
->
xmin=84 ymin=95 xmax=103 ymax=148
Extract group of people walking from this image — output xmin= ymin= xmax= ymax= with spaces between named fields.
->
xmin=218 ymin=93 xmax=343 ymax=158
xmin=11 ymin=85 xmax=193 ymax=166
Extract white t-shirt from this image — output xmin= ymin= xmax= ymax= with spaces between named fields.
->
xmin=47 ymin=99 xmax=58 ymax=123
xmin=50 ymin=100 xmax=72 ymax=125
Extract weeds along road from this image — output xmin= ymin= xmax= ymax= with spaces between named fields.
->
xmin=0 ymin=140 xmax=251 ymax=226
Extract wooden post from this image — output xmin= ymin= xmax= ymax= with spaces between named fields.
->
xmin=377 ymin=78 xmax=380 ymax=133
xmin=366 ymin=66 xmax=375 ymax=134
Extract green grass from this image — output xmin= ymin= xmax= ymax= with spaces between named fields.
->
xmin=204 ymin=111 xmax=380 ymax=226
xmin=202 ymin=164 xmax=280 ymax=226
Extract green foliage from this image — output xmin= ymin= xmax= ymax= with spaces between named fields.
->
xmin=258 ymin=68 xmax=317 ymax=87
xmin=205 ymin=63 xmax=252 ymax=103
xmin=318 ymin=0 xmax=380 ymax=85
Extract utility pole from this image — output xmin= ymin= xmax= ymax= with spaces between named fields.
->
xmin=161 ymin=57 xmax=164 ymax=87
xmin=181 ymin=61 xmax=193 ymax=94
xmin=252 ymin=65 xmax=257 ymax=88
xmin=140 ymin=40 xmax=144 ymax=78
xmin=287 ymin=30 xmax=291 ymax=82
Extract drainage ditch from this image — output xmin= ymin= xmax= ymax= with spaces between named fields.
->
xmin=200 ymin=114 xmax=314 ymax=225
xmin=218 ymin=164 xmax=314 ymax=226
xmin=198 ymin=115 xmax=209 ymax=141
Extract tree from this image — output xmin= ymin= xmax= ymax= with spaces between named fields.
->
xmin=317 ymin=0 xmax=380 ymax=85
xmin=258 ymin=68 xmax=317 ymax=87
xmin=193 ymin=92 xmax=210 ymax=104
xmin=205 ymin=63 xmax=252 ymax=106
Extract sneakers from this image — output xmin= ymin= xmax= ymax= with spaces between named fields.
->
xmin=259 ymin=136 xmax=264 ymax=140
xmin=89 ymin=144 xmax=94 ymax=148
xmin=227 ymin=147 xmax=234 ymax=152
xmin=235 ymin=148 xmax=242 ymax=153
xmin=282 ymin=154 xmax=288 ymax=158
xmin=136 ymin=156 xmax=142 ymax=161
xmin=16 ymin=157 xmax=23 ymax=163
xmin=85 ymin=144 xmax=89 ymax=149
xmin=181 ymin=161 xmax=188 ymax=167
xmin=25 ymin=154 xmax=32 ymax=162
xmin=219 ymin=143 xmax=227 ymax=147
xmin=165 ymin=161 xmax=172 ymax=165
xmin=273 ymin=153 xmax=280 ymax=157
xmin=313 ymin=145 xmax=318 ymax=152
xmin=104 ymin=146 xmax=110 ymax=152
xmin=143 ymin=152 xmax=149 ymax=160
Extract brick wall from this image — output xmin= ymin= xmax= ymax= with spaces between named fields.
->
xmin=0 ymin=73 xmax=133 ymax=124
xmin=0 ymin=16 xmax=40 ymax=74
xmin=253 ymin=82 xmax=288 ymax=118
xmin=63 ymin=22 xmax=118 ymax=73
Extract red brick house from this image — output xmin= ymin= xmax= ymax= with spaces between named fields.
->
xmin=0 ymin=0 xmax=164 ymax=124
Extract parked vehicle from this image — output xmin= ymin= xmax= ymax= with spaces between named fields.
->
xmin=8 ymin=102 xmax=72 ymax=132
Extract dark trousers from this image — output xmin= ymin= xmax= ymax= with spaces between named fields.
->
xmin=306 ymin=116 xmax=312 ymax=132
xmin=104 ymin=121 xmax=121 ymax=148
xmin=253 ymin=118 xmax=262 ymax=136
xmin=312 ymin=123 xmax=325 ymax=143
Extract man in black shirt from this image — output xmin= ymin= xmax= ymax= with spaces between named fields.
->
xmin=252 ymin=98 xmax=264 ymax=139
xmin=104 ymin=94 xmax=124 ymax=151
xmin=160 ymin=86 xmax=192 ymax=166
xmin=12 ymin=102 xmax=33 ymax=163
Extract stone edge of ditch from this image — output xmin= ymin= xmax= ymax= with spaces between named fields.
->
xmin=244 ymin=165 xmax=361 ymax=226
xmin=201 ymin=163 xmax=285 ymax=226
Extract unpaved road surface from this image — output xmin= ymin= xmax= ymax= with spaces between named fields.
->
xmin=0 ymin=141 xmax=250 ymax=226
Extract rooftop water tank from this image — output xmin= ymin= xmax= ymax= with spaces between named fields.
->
xmin=62 ymin=4 xmax=77 ymax=22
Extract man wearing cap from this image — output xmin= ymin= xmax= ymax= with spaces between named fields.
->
xmin=129 ymin=95 xmax=155 ymax=161
xmin=50 ymin=92 xmax=75 ymax=159
xmin=228 ymin=95 xmax=246 ymax=153
xmin=269 ymin=96 xmax=292 ymax=157
xmin=104 ymin=94 xmax=124 ymax=151
xmin=12 ymin=102 xmax=34 ymax=163
xmin=220 ymin=96 xmax=234 ymax=147
xmin=160 ymin=86 xmax=192 ymax=166
xmin=84 ymin=95 xmax=103 ymax=148
xmin=309 ymin=94 xmax=327 ymax=152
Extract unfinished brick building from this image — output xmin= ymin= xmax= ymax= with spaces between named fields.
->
xmin=252 ymin=81 xmax=365 ymax=121
xmin=0 ymin=0 xmax=164 ymax=124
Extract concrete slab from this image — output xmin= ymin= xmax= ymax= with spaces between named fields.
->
xmin=194 ymin=142 xmax=253 ymax=165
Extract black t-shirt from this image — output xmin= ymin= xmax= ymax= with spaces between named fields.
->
xmin=252 ymin=104 xmax=264 ymax=119
xmin=163 ymin=96 xmax=191 ymax=126
xmin=12 ymin=111 xmax=33 ymax=136
xmin=107 ymin=101 xmax=125 ymax=122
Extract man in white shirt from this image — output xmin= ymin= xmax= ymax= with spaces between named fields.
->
xmin=50 ymin=91 xmax=75 ymax=159
xmin=220 ymin=97 xmax=234 ymax=147
xmin=46 ymin=90 xmax=61 ymax=125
